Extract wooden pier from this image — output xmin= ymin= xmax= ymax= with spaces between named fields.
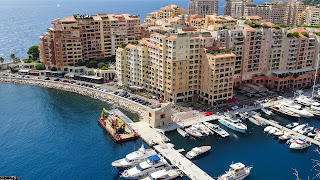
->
xmin=129 ymin=122 xmax=214 ymax=180
xmin=252 ymin=115 xmax=320 ymax=147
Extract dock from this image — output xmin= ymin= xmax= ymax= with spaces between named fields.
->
xmin=252 ymin=115 xmax=320 ymax=147
xmin=129 ymin=121 xmax=214 ymax=180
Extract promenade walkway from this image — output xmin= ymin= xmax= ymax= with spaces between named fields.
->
xmin=252 ymin=115 xmax=320 ymax=147
xmin=129 ymin=121 xmax=214 ymax=180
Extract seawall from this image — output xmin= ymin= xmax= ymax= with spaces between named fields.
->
xmin=0 ymin=77 xmax=147 ymax=119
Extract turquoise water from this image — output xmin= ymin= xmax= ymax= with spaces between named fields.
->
xmin=0 ymin=82 xmax=142 ymax=179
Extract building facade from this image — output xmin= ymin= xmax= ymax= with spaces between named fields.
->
xmin=188 ymin=0 xmax=219 ymax=16
xmin=116 ymin=32 xmax=236 ymax=105
xmin=39 ymin=14 xmax=142 ymax=70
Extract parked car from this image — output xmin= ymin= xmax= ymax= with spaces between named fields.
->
xmin=232 ymin=106 xmax=239 ymax=110
xmin=114 ymin=91 xmax=120 ymax=95
xmin=54 ymin=78 xmax=60 ymax=81
xmin=75 ymin=82 xmax=80 ymax=85
xmin=44 ymin=77 xmax=50 ymax=80
xmin=204 ymin=112 xmax=213 ymax=116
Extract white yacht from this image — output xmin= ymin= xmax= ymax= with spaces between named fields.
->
xmin=177 ymin=128 xmax=188 ymax=137
xmin=112 ymin=145 xmax=157 ymax=170
xmin=279 ymin=132 xmax=293 ymax=141
xmin=280 ymin=101 xmax=313 ymax=118
xmin=261 ymin=108 xmax=273 ymax=116
xmin=295 ymin=95 xmax=320 ymax=106
xmin=186 ymin=146 xmax=211 ymax=159
xmin=297 ymin=124 xmax=314 ymax=135
xmin=203 ymin=122 xmax=230 ymax=138
xmin=286 ymin=122 xmax=299 ymax=129
xmin=121 ymin=155 xmax=169 ymax=179
xmin=264 ymin=126 xmax=273 ymax=133
xmin=185 ymin=126 xmax=203 ymax=138
xmin=292 ymin=124 xmax=307 ymax=132
xmin=289 ymin=138 xmax=312 ymax=149
xmin=140 ymin=169 xmax=182 ymax=180
xmin=311 ymin=104 xmax=320 ymax=111
xmin=273 ymin=129 xmax=284 ymax=136
xmin=218 ymin=162 xmax=252 ymax=180
xmin=193 ymin=123 xmax=213 ymax=136
xmin=218 ymin=115 xmax=247 ymax=133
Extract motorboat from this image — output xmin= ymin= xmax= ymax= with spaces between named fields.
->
xmin=192 ymin=124 xmax=207 ymax=136
xmin=140 ymin=169 xmax=183 ymax=180
xmin=273 ymin=129 xmax=284 ymax=136
xmin=278 ymin=103 xmax=313 ymax=118
xmin=247 ymin=116 xmax=265 ymax=126
xmin=268 ymin=127 xmax=279 ymax=135
xmin=218 ymin=115 xmax=247 ymax=133
xmin=261 ymin=108 xmax=273 ymax=116
xmin=297 ymin=124 xmax=314 ymax=135
xmin=292 ymin=124 xmax=307 ymax=132
xmin=177 ymin=128 xmax=188 ymax=137
xmin=308 ymin=131 xmax=317 ymax=137
xmin=279 ymin=132 xmax=292 ymax=140
xmin=186 ymin=146 xmax=211 ymax=159
xmin=289 ymin=138 xmax=312 ymax=149
xmin=193 ymin=123 xmax=213 ymax=136
xmin=315 ymin=133 xmax=320 ymax=141
xmin=311 ymin=104 xmax=320 ymax=111
xmin=112 ymin=145 xmax=157 ymax=170
xmin=218 ymin=162 xmax=252 ymax=180
xmin=264 ymin=126 xmax=273 ymax=133
xmin=184 ymin=126 xmax=203 ymax=138
xmin=295 ymin=95 xmax=320 ymax=106
xmin=269 ymin=105 xmax=300 ymax=118
xmin=286 ymin=122 xmax=299 ymax=129
xmin=203 ymin=122 xmax=230 ymax=138
xmin=121 ymin=155 xmax=169 ymax=179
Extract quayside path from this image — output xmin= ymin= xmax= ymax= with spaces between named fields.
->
xmin=252 ymin=115 xmax=320 ymax=147
xmin=129 ymin=122 xmax=214 ymax=180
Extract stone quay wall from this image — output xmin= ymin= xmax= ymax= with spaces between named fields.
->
xmin=0 ymin=77 xmax=147 ymax=119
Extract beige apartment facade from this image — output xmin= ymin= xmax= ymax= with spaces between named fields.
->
xmin=39 ymin=14 xmax=142 ymax=70
xmin=116 ymin=32 xmax=236 ymax=105
xmin=188 ymin=0 xmax=219 ymax=16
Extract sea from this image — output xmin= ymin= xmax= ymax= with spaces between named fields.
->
xmin=0 ymin=0 xmax=291 ymax=61
xmin=1 ymin=82 xmax=320 ymax=180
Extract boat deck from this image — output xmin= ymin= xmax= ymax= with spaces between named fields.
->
xmin=252 ymin=115 xmax=320 ymax=147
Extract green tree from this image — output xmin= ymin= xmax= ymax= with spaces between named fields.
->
xmin=10 ymin=53 xmax=15 ymax=60
xmin=27 ymin=46 xmax=40 ymax=61
xmin=85 ymin=61 xmax=97 ymax=68
xmin=0 ymin=57 xmax=4 ymax=63
xmin=13 ymin=57 xmax=20 ymax=64
xmin=36 ymin=64 xmax=46 ymax=70
xmin=97 ymin=62 xmax=106 ymax=69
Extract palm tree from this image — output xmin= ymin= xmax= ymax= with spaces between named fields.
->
xmin=0 ymin=57 xmax=4 ymax=63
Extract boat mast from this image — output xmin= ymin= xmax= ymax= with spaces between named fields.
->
xmin=312 ymin=54 xmax=320 ymax=98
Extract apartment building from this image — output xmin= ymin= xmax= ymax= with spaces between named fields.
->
xmin=244 ymin=2 xmax=287 ymax=25
xmin=299 ymin=8 xmax=320 ymax=26
xmin=224 ymin=0 xmax=255 ymax=18
xmin=187 ymin=15 xmax=205 ymax=29
xmin=144 ymin=5 xmax=187 ymax=25
xmin=39 ymin=14 xmax=142 ymax=70
xmin=231 ymin=1 xmax=309 ymax=25
xmin=188 ymin=0 xmax=219 ymax=16
xmin=116 ymin=32 xmax=236 ymax=105
xmin=204 ymin=15 xmax=237 ymax=28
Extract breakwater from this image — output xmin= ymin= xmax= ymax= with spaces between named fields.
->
xmin=0 ymin=77 xmax=147 ymax=119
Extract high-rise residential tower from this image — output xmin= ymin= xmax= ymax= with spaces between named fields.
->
xmin=188 ymin=0 xmax=219 ymax=16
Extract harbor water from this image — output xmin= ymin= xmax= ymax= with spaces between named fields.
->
xmin=1 ymin=82 xmax=320 ymax=179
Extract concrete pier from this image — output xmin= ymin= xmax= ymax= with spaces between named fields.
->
xmin=129 ymin=121 xmax=214 ymax=180
xmin=252 ymin=115 xmax=320 ymax=147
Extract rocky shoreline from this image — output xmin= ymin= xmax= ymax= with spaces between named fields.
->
xmin=0 ymin=77 xmax=147 ymax=119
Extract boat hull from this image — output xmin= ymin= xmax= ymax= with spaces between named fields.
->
xmin=218 ymin=120 xmax=246 ymax=133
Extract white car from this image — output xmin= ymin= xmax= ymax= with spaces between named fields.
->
xmin=232 ymin=106 xmax=239 ymax=110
